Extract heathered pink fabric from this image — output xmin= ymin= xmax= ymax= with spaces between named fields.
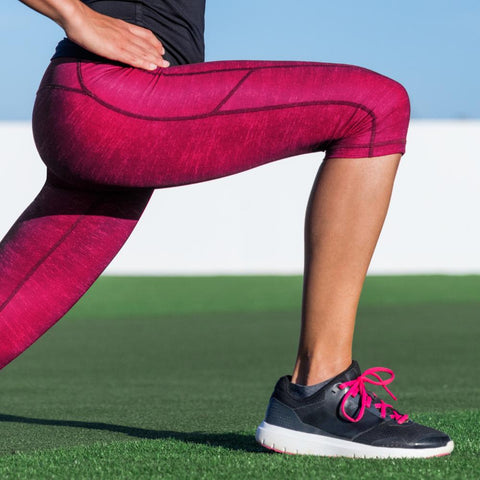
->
xmin=0 ymin=58 xmax=410 ymax=368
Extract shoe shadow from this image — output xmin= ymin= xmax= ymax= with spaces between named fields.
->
xmin=0 ymin=413 xmax=264 ymax=453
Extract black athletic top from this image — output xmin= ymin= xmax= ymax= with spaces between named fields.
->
xmin=52 ymin=0 xmax=206 ymax=66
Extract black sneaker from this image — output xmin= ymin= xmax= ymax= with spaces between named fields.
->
xmin=256 ymin=361 xmax=454 ymax=458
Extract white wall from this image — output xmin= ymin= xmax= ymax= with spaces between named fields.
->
xmin=1 ymin=120 xmax=479 ymax=274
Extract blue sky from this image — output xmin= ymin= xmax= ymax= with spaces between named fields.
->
xmin=1 ymin=0 xmax=478 ymax=119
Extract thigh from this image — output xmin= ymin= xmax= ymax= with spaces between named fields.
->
xmin=33 ymin=59 xmax=409 ymax=188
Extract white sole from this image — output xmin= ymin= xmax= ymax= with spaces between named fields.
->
xmin=255 ymin=421 xmax=454 ymax=459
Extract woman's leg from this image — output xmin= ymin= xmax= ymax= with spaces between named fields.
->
xmin=292 ymin=153 xmax=400 ymax=385
xmin=0 ymin=173 xmax=152 ymax=368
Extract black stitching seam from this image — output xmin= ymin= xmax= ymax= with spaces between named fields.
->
xmin=0 ymin=196 xmax=103 ymax=316
xmin=338 ymin=139 xmax=406 ymax=148
xmin=38 ymin=85 xmax=84 ymax=95
xmin=162 ymin=61 xmax=370 ymax=76
xmin=212 ymin=70 xmax=255 ymax=113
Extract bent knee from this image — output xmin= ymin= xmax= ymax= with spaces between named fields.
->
xmin=362 ymin=72 xmax=411 ymax=152
xmin=377 ymin=75 xmax=411 ymax=124
xmin=325 ymin=69 xmax=411 ymax=159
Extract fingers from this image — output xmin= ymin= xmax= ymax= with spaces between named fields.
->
xmin=117 ymin=41 xmax=167 ymax=70
xmin=131 ymin=24 xmax=165 ymax=54
xmin=122 ymin=49 xmax=170 ymax=71
xmin=113 ymin=50 xmax=158 ymax=71
xmin=126 ymin=24 xmax=170 ymax=70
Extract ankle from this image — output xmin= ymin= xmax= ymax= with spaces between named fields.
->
xmin=291 ymin=355 xmax=352 ymax=386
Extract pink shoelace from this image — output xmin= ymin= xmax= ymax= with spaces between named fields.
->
xmin=338 ymin=367 xmax=409 ymax=425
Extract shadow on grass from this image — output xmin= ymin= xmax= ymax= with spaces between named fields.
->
xmin=0 ymin=413 xmax=264 ymax=453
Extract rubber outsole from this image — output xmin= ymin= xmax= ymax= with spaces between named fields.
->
xmin=255 ymin=421 xmax=454 ymax=459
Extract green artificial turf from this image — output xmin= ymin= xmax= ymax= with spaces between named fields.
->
xmin=0 ymin=275 xmax=479 ymax=479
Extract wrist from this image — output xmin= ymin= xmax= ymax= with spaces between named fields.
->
xmin=55 ymin=0 xmax=89 ymax=35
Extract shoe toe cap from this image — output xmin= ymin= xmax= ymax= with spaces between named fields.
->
xmin=357 ymin=421 xmax=452 ymax=449
xmin=414 ymin=433 xmax=452 ymax=448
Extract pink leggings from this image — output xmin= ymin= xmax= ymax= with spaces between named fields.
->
xmin=0 ymin=58 xmax=410 ymax=368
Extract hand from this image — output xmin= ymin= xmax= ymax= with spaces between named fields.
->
xmin=63 ymin=2 xmax=169 ymax=70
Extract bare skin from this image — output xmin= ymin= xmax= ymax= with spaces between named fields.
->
xmin=292 ymin=154 xmax=401 ymax=385
xmin=20 ymin=0 xmax=401 ymax=387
